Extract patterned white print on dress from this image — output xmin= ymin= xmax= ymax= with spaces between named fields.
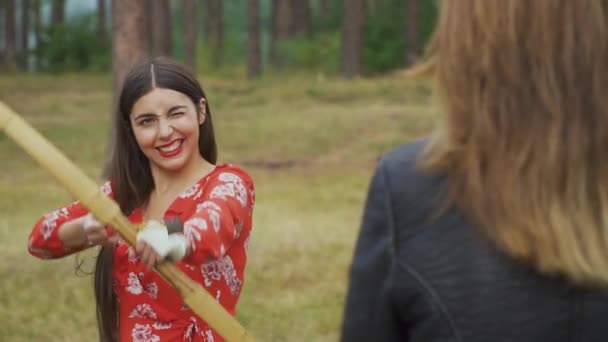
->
xmin=145 ymin=282 xmax=158 ymax=299
xmin=183 ymin=317 xmax=200 ymax=341
xmin=209 ymin=183 xmax=236 ymax=202
xmin=184 ymin=218 xmax=207 ymax=242
xmin=204 ymin=329 xmax=215 ymax=342
xmin=128 ymin=247 xmax=139 ymax=263
xmin=234 ymin=221 xmax=244 ymax=238
xmin=153 ymin=322 xmax=172 ymax=330
xmin=217 ymin=172 xmax=241 ymax=184
xmin=196 ymin=201 xmax=223 ymax=213
xmin=201 ymin=256 xmax=242 ymax=295
xmin=126 ymin=272 xmax=143 ymax=295
xmin=179 ymin=183 xmax=201 ymax=199
xmin=208 ymin=209 xmax=221 ymax=233
xmin=128 ymin=303 xmax=158 ymax=320
xmin=41 ymin=207 xmax=70 ymax=240
xmin=131 ymin=323 xmax=160 ymax=342
xmin=201 ymin=259 xmax=222 ymax=287
xmin=218 ymin=173 xmax=248 ymax=207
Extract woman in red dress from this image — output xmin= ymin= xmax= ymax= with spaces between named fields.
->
xmin=28 ymin=57 xmax=255 ymax=342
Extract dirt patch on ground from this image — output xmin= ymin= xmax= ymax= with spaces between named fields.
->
xmin=240 ymin=158 xmax=307 ymax=170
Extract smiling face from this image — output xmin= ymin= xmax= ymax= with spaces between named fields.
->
xmin=129 ymin=87 xmax=205 ymax=174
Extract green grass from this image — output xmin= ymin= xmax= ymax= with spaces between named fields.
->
xmin=0 ymin=71 xmax=436 ymax=341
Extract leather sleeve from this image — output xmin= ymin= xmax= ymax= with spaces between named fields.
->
xmin=340 ymin=160 xmax=406 ymax=341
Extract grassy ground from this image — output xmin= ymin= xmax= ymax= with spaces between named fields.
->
xmin=0 ymin=71 xmax=436 ymax=341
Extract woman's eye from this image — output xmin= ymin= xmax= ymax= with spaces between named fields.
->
xmin=139 ymin=118 xmax=155 ymax=126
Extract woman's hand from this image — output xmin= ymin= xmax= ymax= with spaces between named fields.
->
xmin=136 ymin=220 xmax=188 ymax=269
xmin=136 ymin=240 xmax=165 ymax=269
xmin=82 ymin=213 xmax=118 ymax=246
xmin=58 ymin=212 xmax=117 ymax=248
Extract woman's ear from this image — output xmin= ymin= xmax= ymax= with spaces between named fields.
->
xmin=198 ymin=98 xmax=207 ymax=125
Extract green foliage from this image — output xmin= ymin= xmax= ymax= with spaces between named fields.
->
xmin=362 ymin=0 xmax=438 ymax=74
xmin=271 ymin=0 xmax=438 ymax=76
xmin=173 ymin=0 xmax=249 ymax=73
xmin=363 ymin=0 xmax=406 ymax=74
xmin=25 ymin=0 xmax=438 ymax=76
xmin=36 ymin=15 xmax=111 ymax=73
xmin=221 ymin=0 xmax=249 ymax=65
xmin=275 ymin=32 xmax=341 ymax=73
xmin=420 ymin=0 xmax=440 ymax=48
xmin=312 ymin=0 xmax=344 ymax=32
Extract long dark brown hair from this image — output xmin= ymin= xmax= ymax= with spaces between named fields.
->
xmin=417 ymin=1 xmax=608 ymax=286
xmin=95 ymin=57 xmax=218 ymax=341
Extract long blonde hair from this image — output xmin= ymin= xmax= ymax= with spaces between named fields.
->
xmin=419 ymin=0 xmax=608 ymax=286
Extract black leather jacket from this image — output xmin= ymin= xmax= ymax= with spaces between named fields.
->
xmin=340 ymin=140 xmax=608 ymax=342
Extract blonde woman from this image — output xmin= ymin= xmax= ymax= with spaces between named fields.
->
xmin=341 ymin=1 xmax=608 ymax=341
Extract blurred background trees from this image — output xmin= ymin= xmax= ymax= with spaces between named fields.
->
xmin=0 ymin=0 xmax=438 ymax=78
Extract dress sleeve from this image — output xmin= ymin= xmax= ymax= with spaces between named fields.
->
xmin=181 ymin=167 xmax=255 ymax=265
xmin=28 ymin=181 xmax=114 ymax=259
xmin=340 ymin=160 xmax=405 ymax=341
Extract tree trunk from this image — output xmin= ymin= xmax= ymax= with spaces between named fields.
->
xmin=340 ymin=0 xmax=366 ymax=78
xmin=21 ymin=0 xmax=30 ymax=70
xmin=405 ymin=0 xmax=420 ymax=65
xmin=202 ymin=2 xmax=209 ymax=41
xmin=203 ymin=2 xmax=213 ymax=44
xmin=183 ymin=0 xmax=197 ymax=72
xmin=270 ymin=0 xmax=291 ymax=66
xmin=111 ymin=0 xmax=148 ymax=106
xmin=201 ymin=0 xmax=223 ymax=66
xmin=247 ymin=0 xmax=261 ymax=79
xmin=150 ymin=0 xmax=172 ymax=57
xmin=290 ymin=0 xmax=312 ymax=38
xmin=51 ymin=0 xmax=65 ymax=26
xmin=4 ymin=0 xmax=16 ymax=70
xmin=319 ymin=0 xmax=329 ymax=24
xmin=202 ymin=0 xmax=212 ymax=42
xmin=0 ymin=1 xmax=4 ymax=64
xmin=32 ymin=0 xmax=41 ymax=70
xmin=108 ymin=0 xmax=148 ymax=175
xmin=98 ymin=0 xmax=107 ymax=47
xmin=210 ymin=0 xmax=223 ymax=66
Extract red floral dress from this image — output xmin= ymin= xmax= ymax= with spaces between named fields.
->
xmin=28 ymin=164 xmax=255 ymax=342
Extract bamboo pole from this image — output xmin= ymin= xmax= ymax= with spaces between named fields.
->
xmin=0 ymin=101 xmax=254 ymax=342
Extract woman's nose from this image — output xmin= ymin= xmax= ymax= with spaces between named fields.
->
xmin=158 ymin=118 xmax=174 ymax=138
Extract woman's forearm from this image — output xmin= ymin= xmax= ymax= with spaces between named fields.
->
xmin=58 ymin=216 xmax=87 ymax=248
